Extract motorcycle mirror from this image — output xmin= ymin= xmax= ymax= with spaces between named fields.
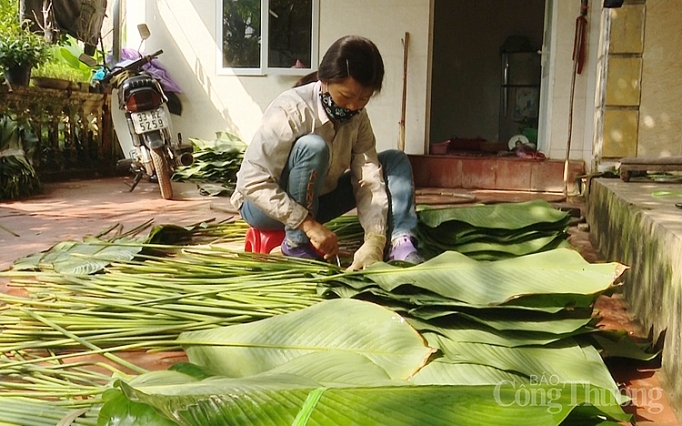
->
xmin=137 ymin=24 xmax=151 ymax=40
xmin=79 ymin=53 xmax=98 ymax=67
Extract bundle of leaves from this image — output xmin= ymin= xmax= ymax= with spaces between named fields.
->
xmin=172 ymin=131 xmax=246 ymax=196
xmin=417 ymin=199 xmax=572 ymax=260
xmin=0 ymin=114 xmax=41 ymax=200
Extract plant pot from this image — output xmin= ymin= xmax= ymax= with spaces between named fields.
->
xmin=31 ymin=77 xmax=72 ymax=90
xmin=3 ymin=65 xmax=31 ymax=86
xmin=429 ymin=141 xmax=450 ymax=155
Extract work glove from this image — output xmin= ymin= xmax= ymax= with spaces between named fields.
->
xmin=347 ymin=233 xmax=386 ymax=271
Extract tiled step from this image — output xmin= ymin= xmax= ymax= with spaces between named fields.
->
xmin=409 ymin=155 xmax=585 ymax=193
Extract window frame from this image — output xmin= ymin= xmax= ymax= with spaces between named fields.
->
xmin=216 ymin=0 xmax=320 ymax=76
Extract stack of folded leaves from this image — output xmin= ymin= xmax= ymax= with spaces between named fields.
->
xmin=171 ymin=131 xmax=246 ymax=196
xmin=417 ymin=199 xmax=572 ymax=260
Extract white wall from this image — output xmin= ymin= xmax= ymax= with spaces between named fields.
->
xmin=122 ymin=0 xmax=603 ymax=170
xmin=543 ymin=0 xmax=601 ymax=168
xmin=123 ymin=0 xmax=432 ymax=155
xmin=320 ymin=1 xmax=432 ymax=155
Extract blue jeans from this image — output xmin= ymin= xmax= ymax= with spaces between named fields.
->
xmin=239 ymin=134 xmax=418 ymax=245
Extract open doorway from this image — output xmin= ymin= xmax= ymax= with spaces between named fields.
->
xmin=429 ymin=0 xmax=546 ymax=155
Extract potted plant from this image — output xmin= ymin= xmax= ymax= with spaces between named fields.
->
xmin=31 ymin=39 xmax=94 ymax=91
xmin=0 ymin=28 xmax=51 ymax=86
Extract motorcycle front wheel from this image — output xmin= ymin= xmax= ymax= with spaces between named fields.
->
xmin=150 ymin=147 xmax=173 ymax=200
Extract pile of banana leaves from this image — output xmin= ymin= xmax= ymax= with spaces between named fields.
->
xmin=171 ymin=131 xmax=246 ymax=196
xmin=0 ymin=203 xmax=657 ymax=425
xmin=0 ymin=114 xmax=42 ymax=200
xmin=417 ymin=199 xmax=571 ymax=260
xmin=99 ymin=249 xmax=651 ymax=425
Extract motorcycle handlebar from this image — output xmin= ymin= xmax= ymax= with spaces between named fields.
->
xmin=101 ymin=49 xmax=164 ymax=85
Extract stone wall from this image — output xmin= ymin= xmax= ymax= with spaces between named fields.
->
xmin=587 ymin=178 xmax=682 ymax=409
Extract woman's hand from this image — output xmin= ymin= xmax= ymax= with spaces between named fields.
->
xmin=347 ymin=233 xmax=386 ymax=271
xmin=299 ymin=216 xmax=339 ymax=257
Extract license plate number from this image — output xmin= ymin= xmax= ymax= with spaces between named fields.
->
xmin=132 ymin=108 xmax=168 ymax=134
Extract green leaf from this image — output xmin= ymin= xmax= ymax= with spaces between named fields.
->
xmin=11 ymin=239 xmax=143 ymax=274
xmin=360 ymin=248 xmax=624 ymax=307
xmin=146 ymin=224 xmax=194 ymax=245
xmin=98 ymin=389 xmax=177 ymax=426
xmin=432 ymin=336 xmax=628 ymax=405
xmin=410 ymin=309 xmax=595 ymax=334
xmin=416 ymin=200 xmax=571 ymax=260
xmin=410 ymin=360 xmax=530 ymax=385
xmin=320 ymin=284 xmax=570 ymax=314
xmin=453 ymin=234 xmax=568 ymax=257
xmin=582 ymin=330 xmax=660 ymax=361
xmin=411 ymin=319 xmax=583 ymax=348
xmin=169 ymin=363 xmax=215 ymax=380
xmin=179 ymin=299 xmax=435 ymax=380
xmin=418 ymin=199 xmax=569 ymax=229
xmin=254 ymin=351 xmax=401 ymax=387
xmin=109 ymin=373 xmax=630 ymax=426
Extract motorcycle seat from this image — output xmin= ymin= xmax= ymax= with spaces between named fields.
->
xmin=120 ymin=74 xmax=158 ymax=92
xmin=118 ymin=74 xmax=166 ymax=106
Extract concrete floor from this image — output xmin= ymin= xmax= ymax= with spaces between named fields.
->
xmin=0 ymin=177 xmax=679 ymax=425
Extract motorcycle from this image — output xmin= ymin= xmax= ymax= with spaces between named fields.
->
xmin=85 ymin=26 xmax=192 ymax=200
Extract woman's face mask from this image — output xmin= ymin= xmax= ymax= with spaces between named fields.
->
xmin=319 ymin=80 xmax=373 ymax=123
xmin=320 ymin=91 xmax=360 ymax=123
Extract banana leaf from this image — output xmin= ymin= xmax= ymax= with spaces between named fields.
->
xmin=98 ymin=389 xmax=176 ymax=426
xmin=409 ymin=309 xmax=595 ymax=334
xmin=460 ymin=238 xmax=572 ymax=261
xmin=252 ymin=352 xmax=402 ymax=386
xmin=418 ymin=224 xmax=568 ymax=249
xmin=171 ymin=132 xmax=246 ymax=189
xmin=319 ymin=285 xmax=570 ymax=314
xmin=409 ymin=360 xmax=530 ymax=385
xmin=358 ymin=249 xmax=624 ymax=307
xmin=418 ymin=229 xmax=570 ymax=260
xmin=416 ymin=200 xmax=571 ymax=260
xmin=432 ymin=336 xmax=628 ymax=405
xmin=8 ymin=223 xmax=204 ymax=274
xmin=422 ymin=227 xmax=565 ymax=245
xmin=101 ymin=371 xmax=630 ymax=426
xmin=581 ymin=331 xmax=660 ymax=361
xmin=409 ymin=319 xmax=588 ymax=347
xmin=179 ymin=299 xmax=436 ymax=380
xmin=10 ymin=238 xmax=143 ymax=274
xmin=418 ymin=199 xmax=569 ymax=229
xmin=452 ymin=233 xmax=567 ymax=255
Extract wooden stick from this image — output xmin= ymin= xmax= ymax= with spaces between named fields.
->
xmin=398 ymin=32 xmax=409 ymax=151
xmin=564 ymin=16 xmax=586 ymax=197
xmin=0 ymin=223 xmax=19 ymax=237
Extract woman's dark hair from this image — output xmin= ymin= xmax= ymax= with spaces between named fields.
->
xmin=294 ymin=71 xmax=319 ymax=88
xmin=294 ymin=36 xmax=384 ymax=92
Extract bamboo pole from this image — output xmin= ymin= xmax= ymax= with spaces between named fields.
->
xmin=398 ymin=32 xmax=410 ymax=151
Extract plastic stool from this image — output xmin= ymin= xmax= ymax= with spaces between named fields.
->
xmin=244 ymin=227 xmax=286 ymax=254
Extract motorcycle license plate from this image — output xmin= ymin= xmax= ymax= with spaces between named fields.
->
xmin=131 ymin=108 xmax=168 ymax=134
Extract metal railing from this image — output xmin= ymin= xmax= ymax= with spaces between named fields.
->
xmin=0 ymin=84 xmax=117 ymax=180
